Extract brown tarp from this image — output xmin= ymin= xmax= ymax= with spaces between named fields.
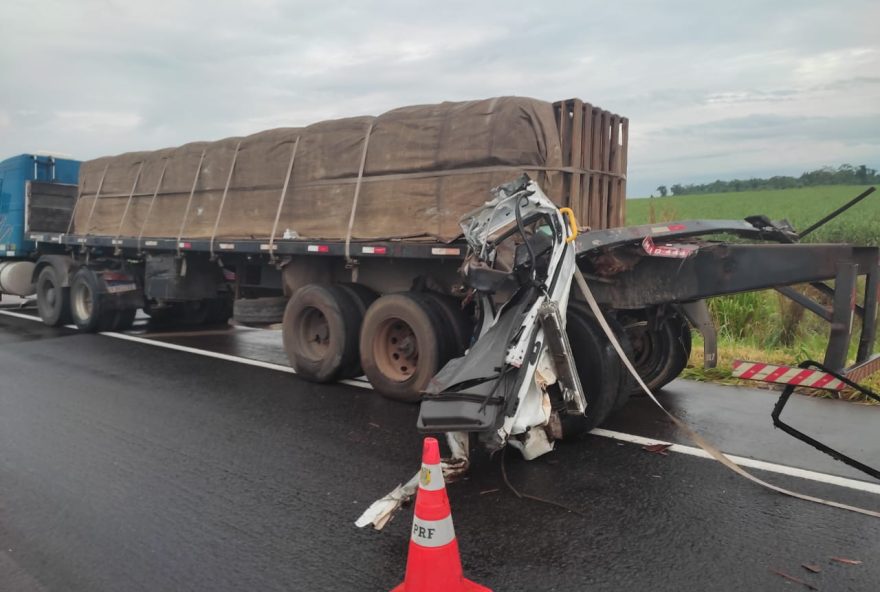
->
xmin=73 ymin=97 xmax=565 ymax=243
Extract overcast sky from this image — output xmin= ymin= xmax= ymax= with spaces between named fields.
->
xmin=2 ymin=0 xmax=878 ymax=196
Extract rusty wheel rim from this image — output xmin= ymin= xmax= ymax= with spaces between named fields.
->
xmin=373 ymin=317 xmax=418 ymax=382
xmin=298 ymin=306 xmax=330 ymax=360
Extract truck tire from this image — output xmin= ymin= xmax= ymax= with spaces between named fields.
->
xmin=283 ymin=285 xmax=361 ymax=382
xmin=336 ymin=283 xmax=379 ymax=377
xmin=234 ymin=296 xmax=287 ymax=325
xmin=337 ymin=283 xmax=378 ymax=316
xmin=35 ymin=266 xmax=71 ymax=327
xmin=69 ymin=268 xmax=115 ymax=332
xmin=109 ymin=308 xmax=137 ymax=332
xmin=144 ymin=301 xmax=178 ymax=326
xmin=622 ymin=310 xmax=692 ymax=395
xmin=561 ymin=306 xmax=623 ymax=438
xmin=206 ymin=297 xmax=233 ymax=325
xmin=421 ymin=292 xmax=472 ymax=355
xmin=359 ymin=293 xmax=447 ymax=402
xmin=569 ymin=302 xmax=634 ymax=411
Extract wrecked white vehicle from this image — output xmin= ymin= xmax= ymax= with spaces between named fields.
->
xmin=418 ymin=175 xmax=590 ymax=460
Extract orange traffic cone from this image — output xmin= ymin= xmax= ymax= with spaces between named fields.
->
xmin=391 ymin=437 xmax=491 ymax=592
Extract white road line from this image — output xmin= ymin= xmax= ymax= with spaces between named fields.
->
xmin=591 ymin=428 xmax=880 ymax=495
xmin=102 ymin=331 xmax=374 ymax=389
xmin=0 ymin=309 xmax=46 ymax=322
xmin=3 ymin=308 xmax=878 ymax=496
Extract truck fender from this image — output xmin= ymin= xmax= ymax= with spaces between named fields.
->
xmin=32 ymin=255 xmax=80 ymax=287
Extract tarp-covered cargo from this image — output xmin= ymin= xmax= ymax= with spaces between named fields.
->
xmin=72 ymin=97 xmax=627 ymax=243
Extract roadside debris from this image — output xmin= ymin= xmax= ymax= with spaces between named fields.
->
xmin=801 ymin=564 xmax=822 ymax=574
xmin=642 ymin=443 xmax=672 ymax=455
xmin=356 ymin=432 xmax=470 ymax=530
xmin=769 ymin=568 xmax=818 ymax=590
xmin=830 ymin=557 xmax=862 ymax=566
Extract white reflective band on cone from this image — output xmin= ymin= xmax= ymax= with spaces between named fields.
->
xmin=419 ymin=463 xmax=445 ymax=491
xmin=410 ymin=515 xmax=456 ymax=547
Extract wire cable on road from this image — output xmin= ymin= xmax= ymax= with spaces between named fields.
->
xmin=499 ymin=447 xmax=586 ymax=517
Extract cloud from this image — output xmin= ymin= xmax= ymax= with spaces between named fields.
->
xmin=50 ymin=111 xmax=143 ymax=134
xmin=1 ymin=0 xmax=878 ymax=198
xmin=661 ymin=114 xmax=880 ymax=145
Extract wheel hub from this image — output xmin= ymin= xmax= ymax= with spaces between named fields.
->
xmin=375 ymin=318 xmax=419 ymax=382
xmin=298 ymin=307 xmax=331 ymax=359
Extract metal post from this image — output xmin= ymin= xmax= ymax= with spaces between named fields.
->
xmin=824 ymin=262 xmax=857 ymax=373
xmin=857 ymin=261 xmax=879 ymax=363
xmin=679 ymin=300 xmax=717 ymax=368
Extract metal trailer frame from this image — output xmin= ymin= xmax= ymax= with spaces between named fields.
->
xmin=25 ymin=195 xmax=880 ymax=380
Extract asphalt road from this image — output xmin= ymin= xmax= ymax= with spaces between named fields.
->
xmin=1 ymin=310 xmax=879 ymax=591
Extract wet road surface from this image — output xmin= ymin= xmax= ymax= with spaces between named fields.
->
xmin=1 ymin=308 xmax=878 ymax=591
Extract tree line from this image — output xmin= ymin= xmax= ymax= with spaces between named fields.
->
xmin=654 ymin=164 xmax=880 ymax=197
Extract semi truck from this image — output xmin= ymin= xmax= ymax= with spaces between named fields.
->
xmin=1 ymin=96 xmax=877 ymax=458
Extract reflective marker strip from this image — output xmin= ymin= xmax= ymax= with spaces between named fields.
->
xmin=431 ymin=247 xmax=460 ymax=256
xmin=732 ymin=360 xmax=844 ymax=391
xmin=419 ymin=462 xmax=445 ymax=491
xmin=361 ymin=246 xmax=387 ymax=255
xmin=307 ymin=245 xmax=329 ymax=253
xmin=145 ymin=240 xmax=158 ymax=246
xmin=410 ymin=514 xmax=455 ymax=548
xmin=218 ymin=243 xmax=235 ymax=250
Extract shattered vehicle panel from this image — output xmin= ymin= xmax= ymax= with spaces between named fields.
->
xmin=418 ymin=175 xmax=585 ymax=460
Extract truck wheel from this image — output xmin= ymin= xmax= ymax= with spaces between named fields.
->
xmin=144 ymin=301 xmax=177 ymax=325
xmin=622 ymin=310 xmax=692 ymax=395
xmin=337 ymin=283 xmax=379 ymax=316
xmin=69 ymin=268 xmax=115 ymax=332
xmin=569 ymin=302 xmax=634 ymax=411
xmin=561 ymin=306 xmax=623 ymax=438
xmin=336 ymin=283 xmax=379 ymax=377
xmin=283 ymin=285 xmax=361 ymax=382
xmin=206 ymin=297 xmax=233 ymax=325
xmin=109 ymin=308 xmax=137 ymax=332
xmin=359 ymin=293 xmax=447 ymax=402
xmin=35 ymin=266 xmax=71 ymax=327
xmin=234 ymin=296 xmax=287 ymax=325
xmin=421 ymin=292 xmax=472 ymax=355
xmin=178 ymin=300 xmax=211 ymax=326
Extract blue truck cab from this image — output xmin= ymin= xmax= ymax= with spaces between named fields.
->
xmin=0 ymin=154 xmax=80 ymax=258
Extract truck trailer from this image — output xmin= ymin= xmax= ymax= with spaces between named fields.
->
xmin=1 ymin=96 xmax=877 ymax=457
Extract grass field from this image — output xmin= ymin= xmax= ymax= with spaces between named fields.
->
xmin=626 ymin=185 xmax=880 ymax=245
xmin=624 ymin=185 xmax=880 ymax=399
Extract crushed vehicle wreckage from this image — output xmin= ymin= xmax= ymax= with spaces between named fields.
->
xmin=356 ymin=176 xmax=880 ymax=529
xmin=417 ymin=175 xmax=587 ymax=460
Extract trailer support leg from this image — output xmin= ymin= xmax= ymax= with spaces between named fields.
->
xmin=680 ymin=300 xmax=717 ymax=369
xmin=824 ymin=262 xmax=857 ymax=373
xmin=857 ymin=262 xmax=879 ymax=363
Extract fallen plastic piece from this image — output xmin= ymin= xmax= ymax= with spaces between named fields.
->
xmin=391 ymin=438 xmax=491 ymax=592
xmin=356 ymin=433 xmax=470 ymax=530
xmin=355 ymin=473 xmax=420 ymax=530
